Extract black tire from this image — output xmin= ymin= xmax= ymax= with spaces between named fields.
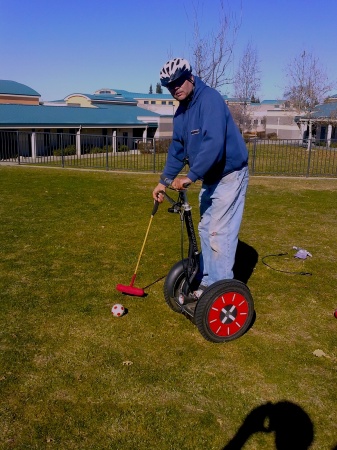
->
xmin=163 ymin=260 xmax=188 ymax=313
xmin=194 ymin=279 xmax=254 ymax=343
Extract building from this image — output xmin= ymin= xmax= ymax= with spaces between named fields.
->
xmin=0 ymin=80 xmax=175 ymax=158
xmin=295 ymin=94 xmax=337 ymax=145
xmin=3 ymin=78 xmax=331 ymax=157
xmin=221 ymin=94 xmax=303 ymax=140
xmin=0 ymin=80 xmax=40 ymax=105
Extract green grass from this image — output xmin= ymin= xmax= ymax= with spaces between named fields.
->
xmin=0 ymin=166 xmax=336 ymax=450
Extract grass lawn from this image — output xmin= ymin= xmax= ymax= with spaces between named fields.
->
xmin=0 ymin=166 xmax=336 ymax=450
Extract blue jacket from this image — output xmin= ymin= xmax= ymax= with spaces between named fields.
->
xmin=162 ymin=76 xmax=248 ymax=185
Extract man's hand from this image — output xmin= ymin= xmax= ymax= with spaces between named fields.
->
xmin=152 ymin=183 xmax=166 ymax=203
xmin=171 ymin=176 xmax=192 ymax=190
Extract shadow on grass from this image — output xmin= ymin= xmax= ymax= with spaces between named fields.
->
xmin=233 ymin=240 xmax=259 ymax=284
xmin=222 ymin=401 xmax=314 ymax=449
xmin=142 ymin=240 xmax=258 ymax=293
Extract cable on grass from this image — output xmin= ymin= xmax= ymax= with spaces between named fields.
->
xmin=262 ymin=253 xmax=312 ymax=276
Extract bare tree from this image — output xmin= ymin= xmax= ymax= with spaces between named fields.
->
xmin=284 ymin=50 xmax=333 ymax=113
xmin=188 ymin=0 xmax=242 ymax=89
xmin=234 ymin=42 xmax=260 ymax=103
xmin=228 ymin=103 xmax=252 ymax=134
xmin=232 ymin=42 xmax=260 ymax=132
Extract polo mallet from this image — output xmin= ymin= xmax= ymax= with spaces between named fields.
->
xmin=116 ymin=200 xmax=159 ymax=297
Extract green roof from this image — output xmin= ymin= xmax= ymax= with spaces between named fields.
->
xmin=66 ymin=89 xmax=174 ymax=103
xmin=260 ymin=100 xmax=284 ymax=105
xmin=112 ymin=89 xmax=174 ymax=100
xmin=295 ymin=100 xmax=337 ymax=121
xmin=0 ymin=103 xmax=160 ymax=128
xmin=65 ymin=92 xmax=137 ymax=105
xmin=309 ymin=102 xmax=337 ymax=119
xmin=0 ymin=80 xmax=40 ymax=97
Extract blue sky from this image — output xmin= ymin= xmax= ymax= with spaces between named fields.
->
xmin=1 ymin=0 xmax=336 ymax=101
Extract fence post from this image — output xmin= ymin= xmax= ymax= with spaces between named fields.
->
xmin=16 ymin=131 xmax=20 ymax=164
xmin=153 ymin=138 xmax=156 ymax=173
xmin=306 ymin=138 xmax=312 ymax=177
xmin=106 ymin=136 xmax=109 ymax=170
xmin=61 ymin=134 xmax=64 ymax=168
xmin=251 ymin=138 xmax=257 ymax=175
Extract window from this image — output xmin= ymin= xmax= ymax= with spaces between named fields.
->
xmin=161 ymin=101 xmax=167 ymax=105
xmin=169 ymin=101 xmax=173 ymax=105
xmin=123 ymin=132 xmax=128 ymax=146
xmin=151 ymin=101 xmax=156 ymax=104
xmin=144 ymin=101 xmax=149 ymax=104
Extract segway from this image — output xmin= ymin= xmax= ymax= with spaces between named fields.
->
xmin=162 ymin=182 xmax=254 ymax=343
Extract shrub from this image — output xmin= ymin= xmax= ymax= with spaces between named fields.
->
xmin=138 ymin=141 xmax=153 ymax=154
xmin=242 ymin=133 xmax=256 ymax=144
xmin=90 ymin=146 xmax=104 ymax=154
xmin=53 ymin=145 xmax=76 ymax=156
xmin=138 ymin=139 xmax=170 ymax=154
xmin=117 ymin=145 xmax=129 ymax=152
xmin=267 ymin=132 xmax=278 ymax=140
xmin=154 ymin=139 xmax=170 ymax=154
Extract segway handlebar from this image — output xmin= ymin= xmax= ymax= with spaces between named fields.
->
xmin=160 ymin=175 xmax=191 ymax=190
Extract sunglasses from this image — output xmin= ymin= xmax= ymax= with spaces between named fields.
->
xmin=167 ymin=76 xmax=189 ymax=90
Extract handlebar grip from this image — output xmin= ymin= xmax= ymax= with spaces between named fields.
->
xmin=160 ymin=175 xmax=173 ymax=187
xmin=160 ymin=175 xmax=191 ymax=190
xmin=151 ymin=200 xmax=159 ymax=216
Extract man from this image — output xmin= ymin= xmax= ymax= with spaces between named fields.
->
xmin=152 ymin=57 xmax=249 ymax=297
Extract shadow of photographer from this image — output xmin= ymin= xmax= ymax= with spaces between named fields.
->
xmin=233 ymin=240 xmax=259 ymax=284
xmin=222 ymin=401 xmax=315 ymax=450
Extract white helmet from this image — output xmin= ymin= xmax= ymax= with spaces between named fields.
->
xmin=160 ymin=58 xmax=192 ymax=87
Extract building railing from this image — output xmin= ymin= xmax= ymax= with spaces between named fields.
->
xmin=1 ymin=130 xmax=337 ymax=177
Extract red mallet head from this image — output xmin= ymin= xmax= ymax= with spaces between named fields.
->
xmin=116 ymin=284 xmax=145 ymax=297
xmin=334 ymin=309 xmax=337 ymax=319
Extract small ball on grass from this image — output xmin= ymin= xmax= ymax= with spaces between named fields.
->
xmin=111 ymin=304 xmax=125 ymax=317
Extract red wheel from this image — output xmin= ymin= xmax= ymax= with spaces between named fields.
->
xmin=194 ymin=280 xmax=254 ymax=343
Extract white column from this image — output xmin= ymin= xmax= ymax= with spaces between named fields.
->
xmin=76 ymin=129 xmax=81 ymax=157
xmin=31 ymin=132 xmax=37 ymax=160
xmin=276 ymin=118 xmax=280 ymax=137
xmin=300 ymin=122 xmax=307 ymax=144
xmin=142 ymin=127 xmax=147 ymax=143
xmin=112 ymin=130 xmax=117 ymax=153
xmin=327 ymin=124 xmax=332 ymax=148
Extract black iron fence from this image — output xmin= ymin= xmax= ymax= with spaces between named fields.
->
xmin=1 ymin=130 xmax=337 ymax=177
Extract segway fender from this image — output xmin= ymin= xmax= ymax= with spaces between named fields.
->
xmin=165 ymin=259 xmax=188 ymax=297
